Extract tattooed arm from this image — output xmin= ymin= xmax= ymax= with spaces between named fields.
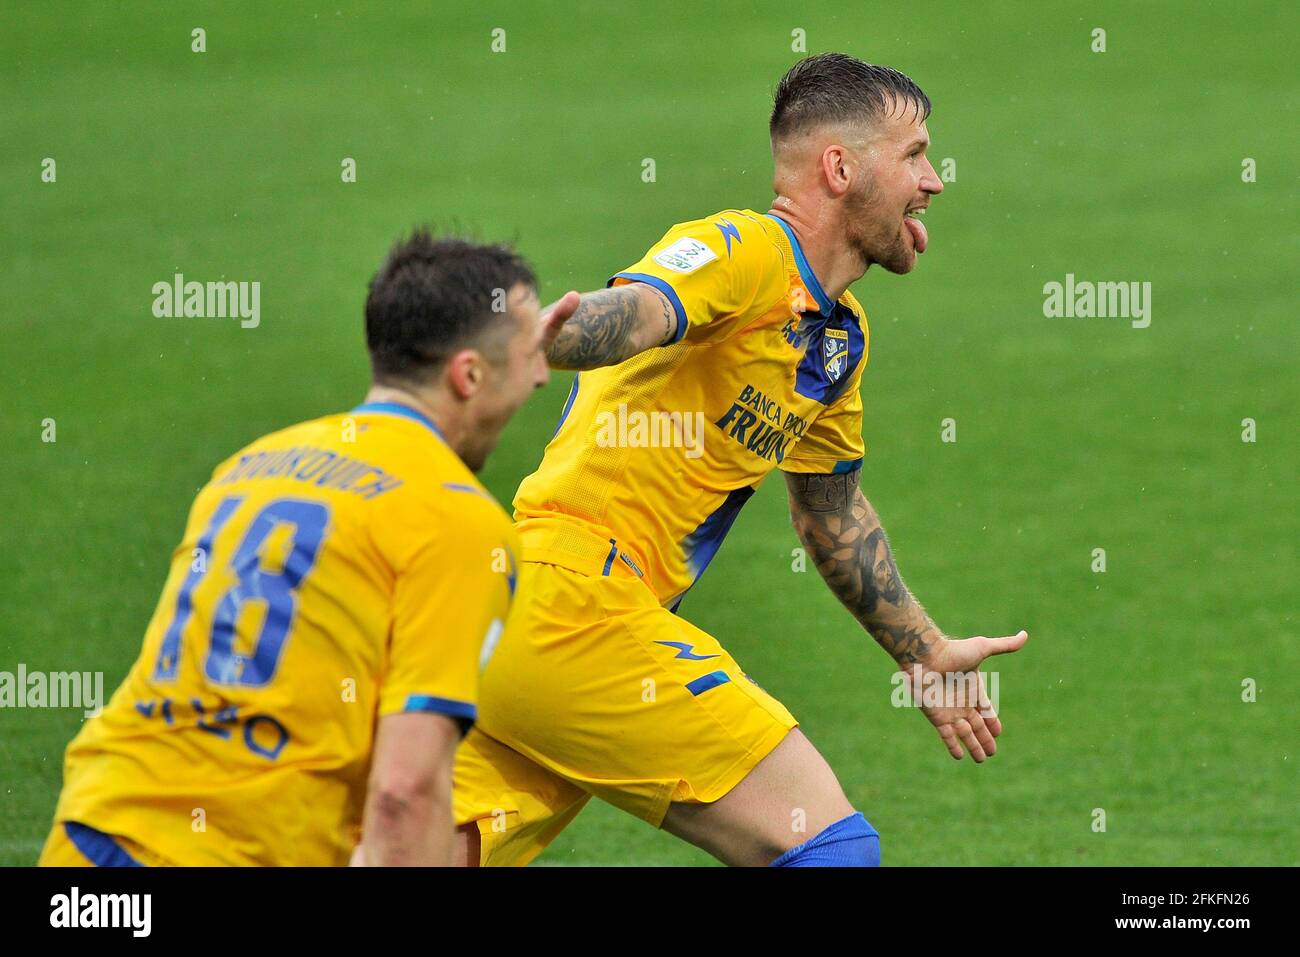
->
xmin=786 ymin=467 xmax=941 ymax=665
xmin=786 ymin=468 xmax=1029 ymax=761
xmin=541 ymin=283 xmax=677 ymax=370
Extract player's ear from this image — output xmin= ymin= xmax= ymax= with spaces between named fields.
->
xmin=822 ymin=144 xmax=851 ymax=197
xmin=445 ymin=349 xmax=484 ymax=400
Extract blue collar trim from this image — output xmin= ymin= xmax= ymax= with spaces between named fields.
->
xmin=766 ymin=213 xmax=834 ymax=315
xmin=351 ymin=401 xmax=446 ymax=440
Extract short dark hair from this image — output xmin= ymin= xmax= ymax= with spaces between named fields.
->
xmin=364 ymin=229 xmax=536 ymax=384
xmin=770 ymin=53 xmax=931 ymax=142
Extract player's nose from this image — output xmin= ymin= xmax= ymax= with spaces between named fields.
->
xmin=921 ymin=155 xmax=943 ymax=195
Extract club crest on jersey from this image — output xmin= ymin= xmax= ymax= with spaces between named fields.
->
xmin=823 ymin=328 xmax=850 ymax=382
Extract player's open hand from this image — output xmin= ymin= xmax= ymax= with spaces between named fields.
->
xmin=900 ymin=630 xmax=1028 ymax=762
xmin=537 ymin=290 xmax=581 ymax=357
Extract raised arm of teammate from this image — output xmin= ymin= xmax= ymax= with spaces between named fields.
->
xmin=785 ymin=467 xmax=1029 ymax=763
xmin=536 ymin=284 xmax=675 ymax=370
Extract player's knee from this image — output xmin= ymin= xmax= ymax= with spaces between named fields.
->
xmin=769 ymin=811 xmax=880 ymax=867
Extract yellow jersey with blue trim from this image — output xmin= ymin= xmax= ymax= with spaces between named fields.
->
xmin=51 ymin=401 xmax=520 ymax=865
xmin=514 ymin=208 xmax=868 ymax=609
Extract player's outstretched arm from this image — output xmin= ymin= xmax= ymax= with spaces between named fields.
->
xmin=538 ymin=283 xmax=677 ymax=370
xmin=786 ymin=468 xmax=1028 ymax=762
xmin=353 ymin=712 xmax=461 ymax=865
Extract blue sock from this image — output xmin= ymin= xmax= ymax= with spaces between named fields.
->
xmin=769 ymin=811 xmax=880 ymax=867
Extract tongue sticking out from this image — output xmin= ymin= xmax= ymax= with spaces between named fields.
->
xmin=904 ymin=215 xmax=928 ymax=254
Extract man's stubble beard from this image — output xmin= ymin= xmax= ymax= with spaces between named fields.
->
xmin=848 ymin=178 xmax=914 ymax=276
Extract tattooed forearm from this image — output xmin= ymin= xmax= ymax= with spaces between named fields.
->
xmin=546 ymin=284 xmax=674 ymax=370
xmin=786 ymin=469 xmax=941 ymax=665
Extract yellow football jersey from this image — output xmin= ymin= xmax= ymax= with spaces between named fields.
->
xmin=514 ymin=208 xmax=868 ymax=609
xmin=50 ymin=402 xmax=519 ymax=866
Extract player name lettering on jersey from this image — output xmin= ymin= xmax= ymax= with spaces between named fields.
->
xmin=217 ymin=445 xmax=403 ymax=498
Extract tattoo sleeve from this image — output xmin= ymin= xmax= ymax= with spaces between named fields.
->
xmin=545 ymin=284 xmax=675 ymax=370
xmin=786 ymin=468 xmax=941 ymax=665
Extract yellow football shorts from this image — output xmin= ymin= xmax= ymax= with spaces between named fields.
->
xmin=38 ymin=821 xmax=175 ymax=867
xmin=453 ymin=559 xmax=798 ymax=866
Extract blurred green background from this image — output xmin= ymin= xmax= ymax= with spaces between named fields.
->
xmin=2 ymin=1 xmax=1295 ymax=865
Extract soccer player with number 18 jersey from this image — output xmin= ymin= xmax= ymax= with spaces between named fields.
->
xmin=40 ymin=232 xmax=574 ymax=866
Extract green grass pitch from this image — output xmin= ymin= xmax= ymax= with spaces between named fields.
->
xmin=1 ymin=1 xmax=1295 ymax=866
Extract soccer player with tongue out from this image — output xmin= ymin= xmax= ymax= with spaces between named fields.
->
xmin=451 ymin=53 xmax=1029 ymax=867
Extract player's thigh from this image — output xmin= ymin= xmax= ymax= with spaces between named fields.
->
xmin=452 ymin=724 xmax=590 ymax=867
xmin=479 ymin=563 xmax=805 ymax=830
xmin=661 ymin=726 xmax=855 ymax=867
